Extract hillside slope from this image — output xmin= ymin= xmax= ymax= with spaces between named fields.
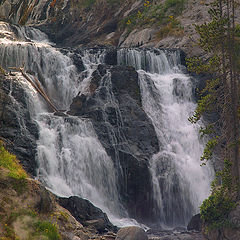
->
xmin=1 ymin=0 xmax=239 ymax=56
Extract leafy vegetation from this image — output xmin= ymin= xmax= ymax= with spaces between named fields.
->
xmin=187 ymin=0 xmax=240 ymax=232
xmin=200 ymin=160 xmax=238 ymax=230
xmin=0 ymin=141 xmax=28 ymax=195
xmin=0 ymin=141 xmax=27 ymax=180
xmin=1 ymin=208 xmax=61 ymax=240
xmin=123 ymin=0 xmax=186 ymax=38
xmin=34 ymin=220 xmax=61 ymax=240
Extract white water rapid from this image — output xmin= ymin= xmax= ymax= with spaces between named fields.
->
xmin=118 ymin=49 xmax=213 ymax=226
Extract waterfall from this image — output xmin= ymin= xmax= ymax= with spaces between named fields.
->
xmin=0 ymin=22 xmax=134 ymax=226
xmin=0 ymin=21 xmax=213 ymax=228
xmin=117 ymin=48 xmax=213 ymax=226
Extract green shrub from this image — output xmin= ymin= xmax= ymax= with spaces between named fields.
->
xmin=124 ymin=0 xmax=186 ymax=30
xmin=235 ymin=23 xmax=240 ymax=38
xmin=200 ymin=159 xmax=238 ymax=230
xmin=200 ymin=192 xmax=235 ymax=229
xmin=34 ymin=221 xmax=61 ymax=240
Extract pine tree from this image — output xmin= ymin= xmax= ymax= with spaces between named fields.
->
xmin=188 ymin=0 xmax=240 ymax=182
xmin=187 ymin=0 xmax=240 ymax=231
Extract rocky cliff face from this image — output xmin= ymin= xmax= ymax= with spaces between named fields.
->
xmin=0 ymin=75 xmax=38 ymax=175
xmin=68 ymin=62 xmax=159 ymax=223
xmin=1 ymin=0 xmax=239 ymax=57
xmin=0 ymin=18 xmax=161 ymax=225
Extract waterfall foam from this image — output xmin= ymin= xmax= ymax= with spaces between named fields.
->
xmin=118 ymin=48 xmax=213 ymax=226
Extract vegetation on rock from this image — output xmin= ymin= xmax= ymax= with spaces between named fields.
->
xmin=0 ymin=141 xmax=27 ymax=180
xmin=200 ymin=159 xmax=237 ymax=231
xmin=0 ymin=141 xmax=28 ymax=195
xmin=123 ymin=0 xmax=185 ymax=38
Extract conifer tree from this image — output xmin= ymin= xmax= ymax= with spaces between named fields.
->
xmin=188 ymin=0 xmax=240 ymax=182
xmin=187 ymin=0 xmax=240 ymax=231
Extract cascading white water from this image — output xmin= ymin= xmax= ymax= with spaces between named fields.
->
xmin=0 ymin=22 xmax=137 ymax=227
xmin=117 ymin=49 xmax=213 ymax=226
xmin=1 ymin=21 xmax=213 ymax=228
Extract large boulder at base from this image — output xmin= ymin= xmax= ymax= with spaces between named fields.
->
xmin=116 ymin=226 xmax=148 ymax=240
xmin=58 ymin=196 xmax=117 ymax=233
xmin=187 ymin=214 xmax=202 ymax=231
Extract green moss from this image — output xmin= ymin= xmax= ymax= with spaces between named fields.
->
xmin=0 ymin=141 xmax=27 ymax=180
xmin=0 ymin=141 xmax=28 ymax=195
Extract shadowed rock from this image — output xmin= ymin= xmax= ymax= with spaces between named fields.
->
xmin=58 ymin=196 xmax=117 ymax=233
xmin=187 ymin=214 xmax=202 ymax=232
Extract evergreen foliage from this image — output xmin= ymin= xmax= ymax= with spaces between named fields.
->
xmin=200 ymin=159 xmax=238 ymax=230
xmin=187 ymin=0 xmax=240 ymax=231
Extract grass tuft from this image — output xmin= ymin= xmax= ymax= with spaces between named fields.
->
xmin=34 ymin=220 xmax=61 ymax=240
xmin=0 ymin=141 xmax=27 ymax=180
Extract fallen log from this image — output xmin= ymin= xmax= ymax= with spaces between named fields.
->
xmin=9 ymin=67 xmax=58 ymax=112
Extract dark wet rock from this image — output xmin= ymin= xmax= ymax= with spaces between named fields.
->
xmin=68 ymin=64 xmax=159 ymax=223
xmin=89 ymin=64 xmax=107 ymax=94
xmin=54 ymin=111 xmax=68 ymax=117
xmin=105 ymin=49 xmax=118 ymax=65
xmin=0 ymin=76 xmax=38 ymax=176
xmin=71 ymin=53 xmax=85 ymax=72
xmin=187 ymin=214 xmax=202 ymax=232
xmin=116 ymin=226 xmax=148 ymax=240
xmin=58 ymin=196 xmax=117 ymax=233
xmin=110 ymin=66 xmax=141 ymax=105
xmin=68 ymin=95 xmax=87 ymax=115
